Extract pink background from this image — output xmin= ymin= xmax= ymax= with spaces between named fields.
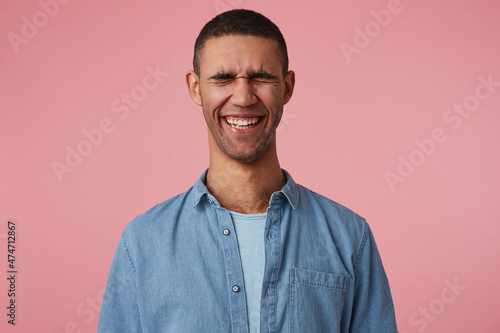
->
xmin=1 ymin=0 xmax=499 ymax=332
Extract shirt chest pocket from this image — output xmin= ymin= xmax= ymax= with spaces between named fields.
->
xmin=289 ymin=267 xmax=350 ymax=333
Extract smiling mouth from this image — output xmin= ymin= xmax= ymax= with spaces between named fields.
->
xmin=224 ymin=116 xmax=261 ymax=130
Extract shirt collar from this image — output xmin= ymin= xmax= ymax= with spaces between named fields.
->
xmin=192 ymin=168 xmax=299 ymax=209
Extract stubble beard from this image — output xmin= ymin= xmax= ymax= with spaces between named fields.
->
xmin=205 ymin=106 xmax=283 ymax=164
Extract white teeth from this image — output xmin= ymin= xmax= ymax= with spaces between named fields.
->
xmin=233 ymin=124 xmax=250 ymax=129
xmin=225 ymin=117 xmax=260 ymax=129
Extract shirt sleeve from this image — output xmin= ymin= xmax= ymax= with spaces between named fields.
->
xmin=349 ymin=222 xmax=398 ymax=332
xmin=97 ymin=230 xmax=142 ymax=333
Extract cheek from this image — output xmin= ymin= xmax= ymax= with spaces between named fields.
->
xmin=256 ymin=82 xmax=284 ymax=99
xmin=258 ymin=88 xmax=284 ymax=112
xmin=202 ymin=85 xmax=231 ymax=106
xmin=200 ymin=92 xmax=226 ymax=119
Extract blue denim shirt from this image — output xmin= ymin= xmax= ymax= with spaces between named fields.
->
xmin=97 ymin=169 xmax=398 ymax=332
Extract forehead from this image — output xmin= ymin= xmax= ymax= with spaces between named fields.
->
xmin=199 ymin=35 xmax=282 ymax=74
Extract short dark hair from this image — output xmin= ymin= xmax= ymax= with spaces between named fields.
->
xmin=193 ymin=9 xmax=289 ymax=78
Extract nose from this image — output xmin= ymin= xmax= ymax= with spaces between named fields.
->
xmin=230 ymin=77 xmax=258 ymax=107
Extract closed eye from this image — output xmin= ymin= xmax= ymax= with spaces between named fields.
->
xmin=249 ymin=72 xmax=279 ymax=83
xmin=209 ymin=73 xmax=235 ymax=85
xmin=208 ymin=72 xmax=278 ymax=84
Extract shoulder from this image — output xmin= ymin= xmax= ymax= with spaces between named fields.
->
xmin=295 ymin=184 xmax=368 ymax=240
xmin=297 ymin=184 xmax=365 ymax=222
xmin=123 ymin=186 xmax=195 ymax=239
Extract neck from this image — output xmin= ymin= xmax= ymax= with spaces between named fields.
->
xmin=206 ymin=140 xmax=286 ymax=214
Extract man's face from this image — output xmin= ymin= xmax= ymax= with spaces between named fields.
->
xmin=187 ymin=35 xmax=294 ymax=163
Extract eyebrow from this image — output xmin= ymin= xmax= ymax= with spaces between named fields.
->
xmin=209 ymin=73 xmax=235 ymax=80
xmin=208 ymin=71 xmax=278 ymax=80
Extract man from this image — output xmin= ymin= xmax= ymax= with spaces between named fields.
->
xmin=97 ymin=9 xmax=398 ymax=333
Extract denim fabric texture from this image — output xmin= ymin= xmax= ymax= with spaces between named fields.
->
xmin=97 ymin=169 xmax=398 ymax=332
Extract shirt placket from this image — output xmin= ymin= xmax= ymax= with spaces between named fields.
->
xmin=212 ymin=197 xmax=249 ymax=333
xmin=261 ymin=193 xmax=283 ymax=333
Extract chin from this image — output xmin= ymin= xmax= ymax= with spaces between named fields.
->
xmin=226 ymin=149 xmax=267 ymax=164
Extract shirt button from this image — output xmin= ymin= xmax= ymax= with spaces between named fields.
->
xmin=232 ymin=285 xmax=240 ymax=292
xmin=208 ymin=198 xmax=213 ymax=204
xmin=222 ymin=228 xmax=230 ymax=236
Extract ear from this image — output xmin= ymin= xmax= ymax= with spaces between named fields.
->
xmin=186 ymin=70 xmax=202 ymax=106
xmin=283 ymin=70 xmax=295 ymax=105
